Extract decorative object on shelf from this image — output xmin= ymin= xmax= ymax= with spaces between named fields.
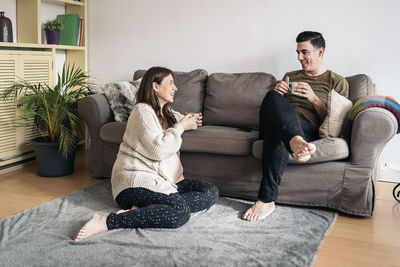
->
xmin=394 ymin=183 xmax=400 ymax=202
xmin=0 ymin=64 xmax=94 ymax=177
xmin=42 ymin=19 xmax=63 ymax=45
xmin=0 ymin=11 xmax=13 ymax=42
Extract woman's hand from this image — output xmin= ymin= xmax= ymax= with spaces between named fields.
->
xmin=195 ymin=113 xmax=203 ymax=127
xmin=180 ymin=113 xmax=198 ymax=130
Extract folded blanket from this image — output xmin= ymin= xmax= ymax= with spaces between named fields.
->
xmin=340 ymin=95 xmax=400 ymax=142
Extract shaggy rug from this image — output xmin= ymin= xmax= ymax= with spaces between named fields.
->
xmin=0 ymin=181 xmax=336 ymax=267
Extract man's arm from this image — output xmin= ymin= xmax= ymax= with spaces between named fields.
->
xmin=310 ymin=95 xmax=327 ymax=120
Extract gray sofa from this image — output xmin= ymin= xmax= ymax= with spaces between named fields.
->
xmin=78 ymin=69 xmax=399 ymax=216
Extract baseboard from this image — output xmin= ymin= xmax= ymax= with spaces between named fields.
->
xmin=379 ymin=168 xmax=400 ymax=183
xmin=0 ymin=158 xmax=36 ymax=176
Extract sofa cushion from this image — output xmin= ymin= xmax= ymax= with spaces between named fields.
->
xmin=252 ymin=137 xmax=349 ymax=164
xmin=133 ymin=69 xmax=208 ymax=114
xmin=319 ymin=89 xmax=353 ymax=138
xmin=102 ymin=80 xmax=141 ymax=122
xmin=181 ymin=125 xmax=258 ymax=156
xmin=100 ymin=122 xmax=126 ymax=144
xmin=346 ymin=74 xmax=375 ymax=103
xmin=203 ymin=72 xmax=276 ymax=129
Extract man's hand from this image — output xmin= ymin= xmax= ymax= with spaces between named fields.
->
xmin=294 ymin=82 xmax=319 ymax=103
xmin=274 ymin=77 xmax=290 ymax=95
xmin=295 ymin=82 xmax=327 ymax=120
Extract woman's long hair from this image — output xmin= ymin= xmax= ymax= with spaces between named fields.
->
xmin=136 ymin=67 xmax=177 ymax=129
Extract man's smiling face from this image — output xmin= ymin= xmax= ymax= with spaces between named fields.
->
xmin=296 ymin=40 xmax=324 ymax=75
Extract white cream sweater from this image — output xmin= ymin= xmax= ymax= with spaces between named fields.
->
xmin=111 ymin=103 xmax=185 ymax=199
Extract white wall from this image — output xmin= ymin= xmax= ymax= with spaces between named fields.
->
xmin=88 ymin=0 xmax=400 ymax=172
xmin=4 ymin=0 xmax=398 ymax=171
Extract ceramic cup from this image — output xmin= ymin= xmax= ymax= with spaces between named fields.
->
xmin=288 ymin=82 xmax=300 ymax=95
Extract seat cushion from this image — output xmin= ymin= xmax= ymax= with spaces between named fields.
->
xmin=181 ymin=125 xmax=258 ymax=156
xmin=100 ymin=122 xmax=126 ymax=144
xmin=203 ymin=72 xmax=276 ymax=129
xmin=252 ymin=137 xmax=349 ymax=164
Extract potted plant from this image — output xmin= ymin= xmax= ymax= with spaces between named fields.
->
xmin=43 ymin=19 xmax=63 ymax=44
xmin=1 ymin=64 xmax=94 ymax=177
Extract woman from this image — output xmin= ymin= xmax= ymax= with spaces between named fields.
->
xmin=75 ymin=67 xmax=219 ymax=241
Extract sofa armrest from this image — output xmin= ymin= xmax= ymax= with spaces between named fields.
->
xmin=78 ymin=94 xmax=114 ymax=129
xmin=350 ymin=107 xmax=398 ymax=164
xmin=340 ymin=107 xmax=398 ymax=216
xmin=78 ymin=94 xmax=114 ymax=177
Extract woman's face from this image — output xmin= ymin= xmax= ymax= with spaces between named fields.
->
xmin=153 ymin=74 xmax=177 ymax=107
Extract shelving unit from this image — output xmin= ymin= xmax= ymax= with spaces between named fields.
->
xmin=0 ymin=0 xmax=87 ymax=170
xmin=1 ymin=0 xmax=87 ymax=73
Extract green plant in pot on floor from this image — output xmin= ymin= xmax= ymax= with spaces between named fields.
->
xmin=1 ymin=64 xmax=94 ymax=177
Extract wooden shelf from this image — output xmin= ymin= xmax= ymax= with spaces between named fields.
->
xmin=42 ymin=0 xmax=84 ymax=7
xmin=0 ymin=42 xmax=85 ymax=51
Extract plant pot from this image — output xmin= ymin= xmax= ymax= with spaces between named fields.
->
xmin=45 ymin=30 xmax=60 ymax=45
xmin=32 ymin=137 xmax=76 ymax=177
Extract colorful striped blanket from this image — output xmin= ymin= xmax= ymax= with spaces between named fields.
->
xmin=340 ymin=95 xmax=400 ymax=142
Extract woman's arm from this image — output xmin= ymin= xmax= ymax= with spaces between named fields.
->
xmin=126 ymin=105 xmax=184 ymax=161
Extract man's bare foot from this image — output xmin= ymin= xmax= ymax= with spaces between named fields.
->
xmin=116 ymin=205 xmax=138 ymax=215
xmin=242 ymin=200 xmax=276 ymax=222
xmin=116 ymin=209 xmax=129 ymax=214
xmin=74 ymin=214 xmax=108 ymax=241
xmin=289 ymin=135 xmax=316 ymax=163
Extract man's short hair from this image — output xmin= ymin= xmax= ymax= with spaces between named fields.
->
xmin=296 ymin=31 xmax=325 ymax=49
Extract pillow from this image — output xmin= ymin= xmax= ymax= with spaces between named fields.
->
xmin=103 ymin=78 xmax=141 ymax=122
xmin=319 ymin=89 xmax=353 ymax=138
xmin=133 ymin=69 xmax=208 ymax=114
xmin=203 ymin=72 xmax=276 ymax=129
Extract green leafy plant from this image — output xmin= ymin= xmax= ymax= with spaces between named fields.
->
xmin=42 ymin=19 xmax=63 ymax=31
xmin=1 ymin=64 xmax=94 ymax=158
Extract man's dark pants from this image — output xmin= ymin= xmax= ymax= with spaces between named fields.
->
xmin=258 ymin=90 xmax=319 ymax=203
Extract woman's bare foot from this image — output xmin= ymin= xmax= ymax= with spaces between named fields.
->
xmin=116 ymin=205 xmax=138 ymax=214
xmin=289 ymin=135 xmax=316 ymax=163
xmin=242 ymin=200 xmax=276 ymax=222
xmin=74 ymin=214 xmax=108 ymax=241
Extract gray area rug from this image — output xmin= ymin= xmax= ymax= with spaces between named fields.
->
xmin=0 ymin=181 xmax=336 ymax=267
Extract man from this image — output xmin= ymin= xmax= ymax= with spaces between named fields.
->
xmin=242 ymin=31 xmax=349 ymax=221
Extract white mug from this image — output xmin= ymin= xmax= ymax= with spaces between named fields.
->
xmin=288 ymin=82 xmax=300 ymax=95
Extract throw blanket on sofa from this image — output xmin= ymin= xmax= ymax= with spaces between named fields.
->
xmin=341 ymin=95 xmax=400 ymax=142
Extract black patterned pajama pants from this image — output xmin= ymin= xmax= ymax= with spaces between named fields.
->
xmin=106 ymin=179 xmax=219 ymax=230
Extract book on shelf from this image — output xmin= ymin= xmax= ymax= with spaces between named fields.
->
xmin=78 ymin=17 xmax=84 ymax=46
xmin=57 ymin=13 xmax=79 ymax=46
xmin=76 ymin=18 xmax=81 ymax=46
xmin=56 ymin=14 xmax=84 ymax=47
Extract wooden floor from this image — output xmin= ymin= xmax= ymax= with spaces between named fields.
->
xmin=0 ymin=150 xmax=399 ymax=267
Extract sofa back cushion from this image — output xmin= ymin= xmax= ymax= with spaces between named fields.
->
xmin=133 ymin=69 xmax=208 ymax=114
xmin=203 ymin=72 xmax=276 ymax=129
xmin=346 ymin=74 xmax=375 ymax=103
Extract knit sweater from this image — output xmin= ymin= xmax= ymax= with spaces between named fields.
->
xmin=111 ymin=103 xmax=185 ymax=199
